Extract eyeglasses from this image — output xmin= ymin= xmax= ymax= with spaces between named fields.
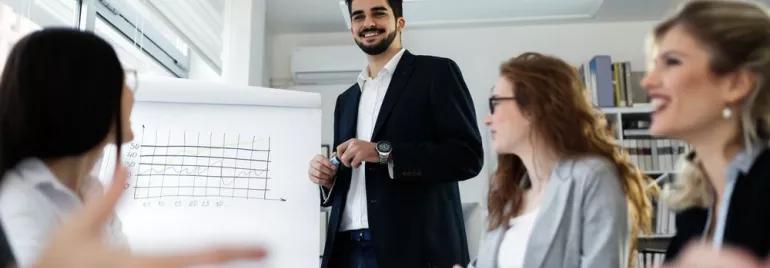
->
xmin=125 ymin=69 xmax=138 ymax=93
xmin=488 ymin=96 xmax=516 ymax=114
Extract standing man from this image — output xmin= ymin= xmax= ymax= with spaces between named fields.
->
xmin=307 ymin=0 xmax=483 ymax=267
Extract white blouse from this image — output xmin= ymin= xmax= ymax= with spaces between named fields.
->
xmin=0 ymin=158 xmax=126 ymax=268
xmin=497 ymin=207 xmax=540 ymax=268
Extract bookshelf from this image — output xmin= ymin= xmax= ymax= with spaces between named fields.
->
xmin=602 ymin=107 xmax=679 ymax=228
xmin=582 ymin=53 xmax=681 ymax=267
xmin=601 ymin=107 xmax=679 ymax=268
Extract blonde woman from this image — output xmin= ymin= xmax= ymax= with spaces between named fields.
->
xmin=641 ymin=0 xmax=770 ymax=265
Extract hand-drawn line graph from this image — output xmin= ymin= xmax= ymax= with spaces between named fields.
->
xmin=127 ymin=125 xmax=284 ymax=201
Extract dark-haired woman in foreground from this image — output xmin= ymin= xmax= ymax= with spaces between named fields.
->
xmin=0 ymin=27 xmax=267 ymax=267
xmin=0 ymin=27 xmax=135 ymax=267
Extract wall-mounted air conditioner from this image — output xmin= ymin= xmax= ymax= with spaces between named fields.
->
xmin=290 ymin=45 xmax=365 ymax=85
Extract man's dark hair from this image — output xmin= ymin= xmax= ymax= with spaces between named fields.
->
xmin=0 ymin=28 xmax=124 ymax=177
xmin=345 ymin=0 xmax=403 ymax=18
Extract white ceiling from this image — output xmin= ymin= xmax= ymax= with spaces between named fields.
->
xmin=265 ymin=0 xmax=767 ymax=34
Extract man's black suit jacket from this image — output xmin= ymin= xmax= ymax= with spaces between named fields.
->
xmin=320 ymin=50 xmax=483 ymax=268
xmin=664 ymin=149 xmax=770 ymax=262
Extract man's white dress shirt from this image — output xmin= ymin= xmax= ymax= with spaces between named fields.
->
xmin=322 ymin=48 xmax=405 ymax=232
xmin=0 ymin=157 xmax=126 ymax=267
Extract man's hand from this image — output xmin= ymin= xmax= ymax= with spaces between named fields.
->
xmin=32 ymin=166 xmax=269 ymax=268
xmin=662 ymin=241 xmax=768 ymax=268
xmin=337 ymin=139 xmax=378 ymax=168
xmin=308 ymin=154 xmax=337 ymax=188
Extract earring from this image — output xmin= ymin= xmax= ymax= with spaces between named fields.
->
xmin=722 ymin=107 xmax=733 ymax=120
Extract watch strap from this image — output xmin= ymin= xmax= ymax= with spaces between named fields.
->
xmin=378 ymin=152 xmax=388 ymax=165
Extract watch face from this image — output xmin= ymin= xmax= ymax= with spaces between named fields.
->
xmin=377 ymin=142 xmax=392 ymax=152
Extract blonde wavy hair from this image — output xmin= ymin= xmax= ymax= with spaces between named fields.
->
xmin=649 ymin=0 xmax=770 ymax=210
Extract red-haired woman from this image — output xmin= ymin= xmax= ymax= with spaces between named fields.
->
xmin=459 ymin=52 xmax=653 ymax=268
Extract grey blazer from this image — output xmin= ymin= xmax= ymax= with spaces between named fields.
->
xmin=468 ymin=155 xmax=631 ymax=268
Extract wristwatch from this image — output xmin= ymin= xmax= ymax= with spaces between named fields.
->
xmin=375 ymin=141 xmax=392 ymax=165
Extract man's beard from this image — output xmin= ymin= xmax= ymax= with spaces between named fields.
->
xmin=354 ymin=28 xmax=397 ymax=55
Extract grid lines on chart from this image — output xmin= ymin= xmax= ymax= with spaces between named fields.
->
xmin=131 ymin=127 xmax=279 ymax=200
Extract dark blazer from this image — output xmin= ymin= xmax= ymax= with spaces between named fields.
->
xmin=665 ymin=149 xmax=770 ymax=262
xmin=320 ymin=50 xmax=484 ymax=268
xmin=0 ymin=224 xmax=14 ymax=266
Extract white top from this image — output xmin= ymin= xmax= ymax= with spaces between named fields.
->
xmin=0 ymin=158 xmax=126 ymax=267
xmin=320 ymin=48 xmax=405 ymax=231
xmin=497 ymin=207 xmax=540 ymax=268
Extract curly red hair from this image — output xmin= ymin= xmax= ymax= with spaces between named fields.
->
xmin=487 ymin=52 xmax=656 ymax=265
